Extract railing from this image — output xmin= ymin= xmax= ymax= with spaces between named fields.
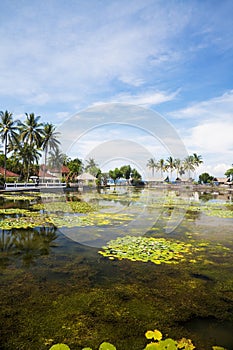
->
xmin=4 ymin=182 xmax=67 ymax=190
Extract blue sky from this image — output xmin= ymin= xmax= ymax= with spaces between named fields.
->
xmin=0 ymin=0 xmax=233 ymax=177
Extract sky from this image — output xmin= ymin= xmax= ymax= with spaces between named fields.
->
xmin=0 ymin=0 xmax=233 ymax=178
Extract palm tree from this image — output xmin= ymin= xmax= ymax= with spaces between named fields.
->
xmin=20 ymin=113 xmax=44 ymax=147
xmin=0 ymin=110 xmax=19 ymax=184
xmin=48 ymin=148 xmax=66 ymax=170
xmin=147 ymin=158 xmax=156 ymax=177
xmin=41 ymin=123 xmax=60 ymax=178
xmin=17 ymin=143 xmax=41 ymax=180
xmin=183 ymin=155 xmax=195 ymax=180
xmin=192 ymin=153 xmax=203 ymax=178
xmin=166 ymin=156 xmax=175 ymax=182
xmin=173 ymin=158 xmax=182 ymax=179
xmin=156 ymin=158 xmax=166 ymax=179
xmin=85 ymin=157 xmax=99 ymax=176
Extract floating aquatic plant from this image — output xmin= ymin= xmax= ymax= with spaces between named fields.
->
xmin=0 ymin=194 xmax=37 ymax=201
xmin=32 ymin=201 xmax=97 ymax=213
xmin=0 ymin=215 xmax=53 ymax=230
xmin=99 ymin=236 xmax=194 ymax=265
xmin=0 ymin=208 xmax=32 ymax=215
xmin=49 ymin=329 xmax=226 ymax=349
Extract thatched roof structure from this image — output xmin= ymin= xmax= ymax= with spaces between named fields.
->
xmin=77 ymin=172 xmax=96 ymax=181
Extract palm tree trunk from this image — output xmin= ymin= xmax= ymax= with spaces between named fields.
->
xmin=43 ymin=147 xmax=48 ymax=182
xmin=4 ymin=135 xmax=7 ymax=185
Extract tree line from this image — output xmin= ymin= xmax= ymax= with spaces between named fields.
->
xmin=146 ymin=154 xmax=203 ymax=181
xmin=0 ymin=110 xmax=143 ymax=186
xmin=0 ymin=110 xmax=60 ymax=182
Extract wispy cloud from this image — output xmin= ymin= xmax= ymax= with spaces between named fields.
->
xmin=169 ymin=90 xmax=233 ymax=122
xmin=93 ymin=89 xmax=179 ymax=108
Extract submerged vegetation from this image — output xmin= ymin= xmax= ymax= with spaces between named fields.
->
xmin=0 ymin=188 xmax=233 ymax=349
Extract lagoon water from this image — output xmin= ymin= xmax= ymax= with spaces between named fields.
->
xmin=0 ymin=187 xmax=233 ymax=350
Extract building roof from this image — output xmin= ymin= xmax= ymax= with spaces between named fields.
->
xmin=38 ymin=169 xmax=57 ymax=178
xmin=40 ymin=164 xmax=69 ymax=174
xmin=0 ymin=167 xmax=19 ymax=177
xmin=213 ymin=177 xmax=231 ymax=183
xmin=77 ymin=172 xmax=96 ymax=180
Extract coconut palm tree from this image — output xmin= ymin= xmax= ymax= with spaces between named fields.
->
xmin=41 ymin=123 xmax=60 ymax=178
xmin=0 ymin=110 xmax=19 ymax=183
xmin=166 ymin=156 xmax=175 ymax=182
xmin=85 ymin=157 xmax=99 ymax=176
xmin=156 ymin=158 xmax=166 ymax=180
xmin=16 ymin=143 xmax=41 ymax=180
xmin=48 ymin=148 xmax=66 ymax=170
xmin=147 ymin=158 xmax=156 ymax=177
xmin=20 ymin=113 xmax=44 ymax=147
xmin=192 ymin=153 xmax=203 ymax=179
xmin=183 ymin=155 xmax=195 ymax=180
xmin=173 ymin=158 xmax=182 ymax=179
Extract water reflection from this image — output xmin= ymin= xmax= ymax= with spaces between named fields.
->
xmin=0 ymin=226 xmax=57 ymax=267
xmin=0 ymin=188 xmax=233 ymax=349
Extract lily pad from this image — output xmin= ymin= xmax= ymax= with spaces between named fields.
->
xmin=99 ymin=236 xmax=194 ymax=265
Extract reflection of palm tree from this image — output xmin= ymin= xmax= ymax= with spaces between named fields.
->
xmin=0 ymin=229 xmax=14 ymax=252
xmin=0 ymin=110 xmax=19 ymax=183
xmin=12 ymin=226 xmax=57 ymax=266
xmin=147 ymin=158 xmax=156 ymax=177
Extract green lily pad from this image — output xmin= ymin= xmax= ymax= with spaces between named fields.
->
xmin=49 ymin=344 xmax=70 ymax=350
xmin=99 ymin=342 xmax=116 ymax=350
xmin=99 ymin=236 xmax=194 ymax=265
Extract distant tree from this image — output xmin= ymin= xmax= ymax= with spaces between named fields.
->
xmin=85 ymin=157 xmax=100 ymax=176
xmin=198 ymin=172 xmax=214 ymax=184
xmin=109 ymin=168 xmax=123 ymax=184
xmin=120 ymin=165 xmax=132 ymax=180
xmin=66 ymin=158 xmax=83 ymax=182
xmin=192 ymin=153 xmax=203 ymax=167
xmin=156 ymin=158 xmax=166 ymax=179
xmin=183 ymin=155 xmax=195 ymax=179
xmin=130 ymin=168 xmax=143 ymax=186
xmin=147 ymin=158 xmax=156 ymax=177
xmin=225 ymin=168 xmax=233 ymax=181
xmin=166 ymin=156 xmax=175 ymax=182
xmin=48 ymin=148 xmax=66 ymax=169
xmin=173 ymin=158 xmax=182 ymax=179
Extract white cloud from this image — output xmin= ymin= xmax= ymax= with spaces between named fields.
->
xmin=170 ymin=90 xmax=233 ymax=122
xmin=111 ymin=90 xmax=179 ymax=107
xmin=93 ymin=89 xmax=179 ymax=108
xmin=185 ymin=121 xmax=233 ymax=153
